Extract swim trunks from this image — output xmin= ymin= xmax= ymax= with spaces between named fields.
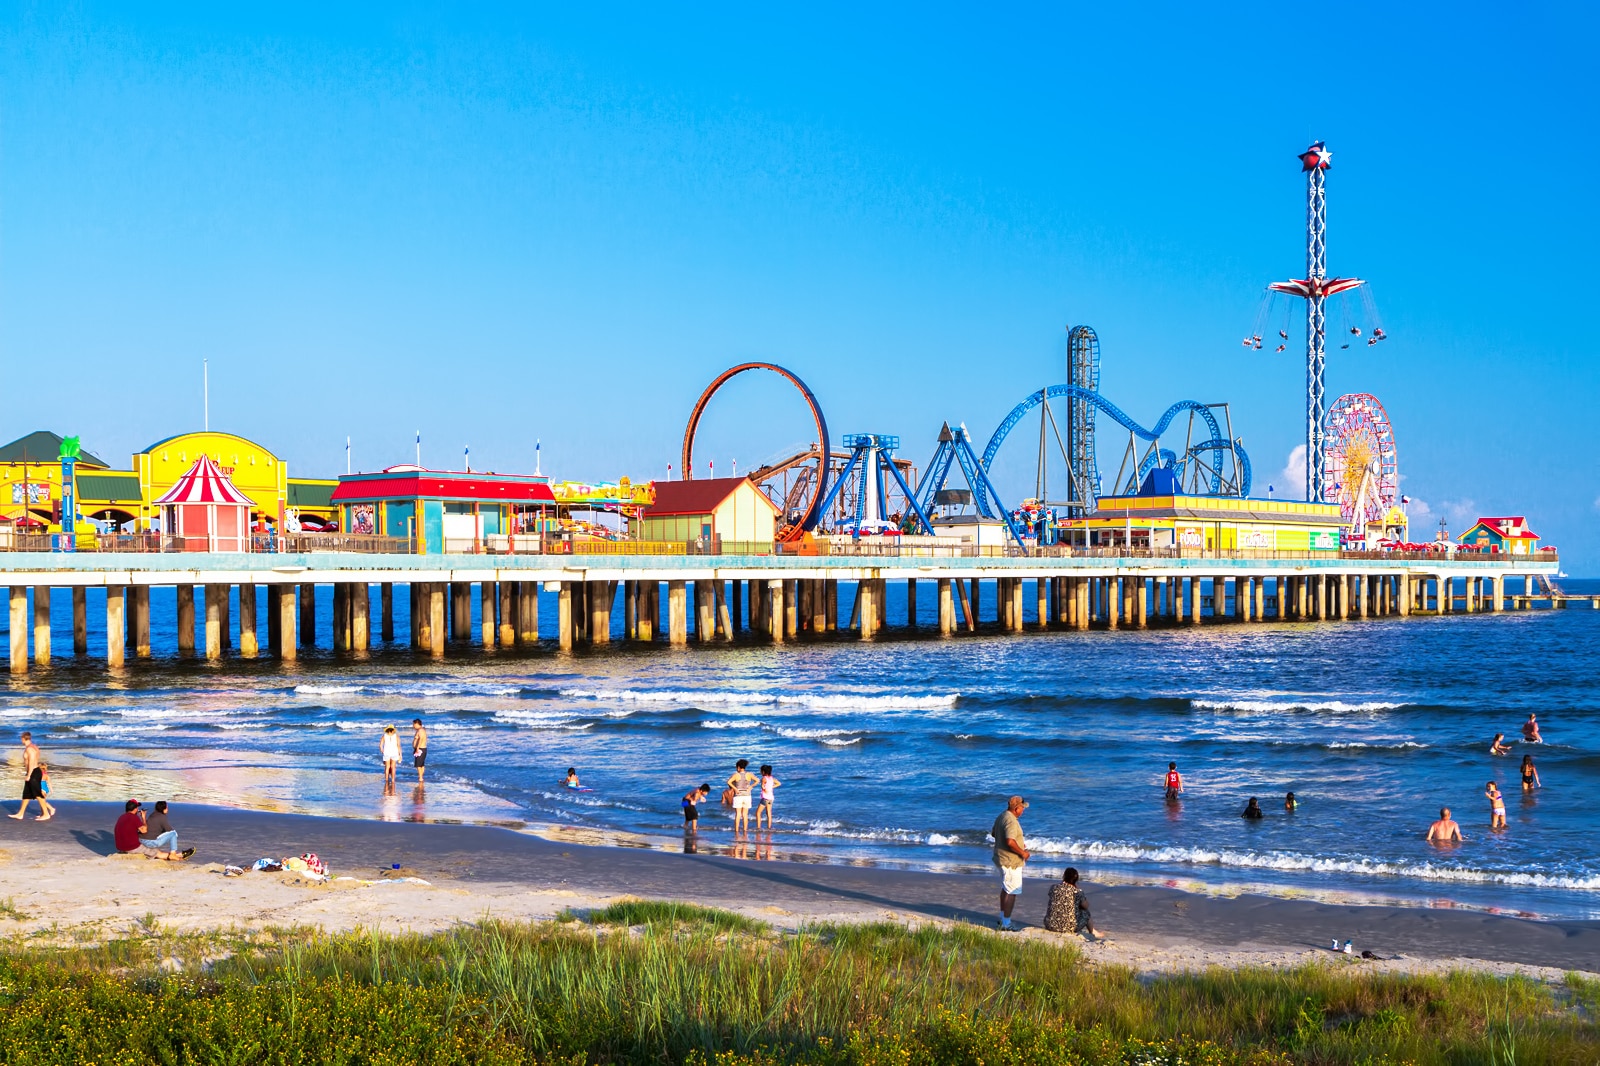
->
xmin=413 ymin=751 xmax=426 ymax=768
xmin=20 ymin=768 xmax=41 ymax=800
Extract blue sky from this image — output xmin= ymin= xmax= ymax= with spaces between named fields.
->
xmin=2 ymin=4 xmax=1596 ymax=570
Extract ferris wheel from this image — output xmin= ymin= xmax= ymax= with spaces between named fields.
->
xmin=1323 ymin=393 xmax=1398 ymax=530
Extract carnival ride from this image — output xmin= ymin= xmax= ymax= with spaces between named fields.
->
xmin=1251 ymin=142 xmax=1390 ymax=503
xmin=975 ymin=326 xmax=1253 ymax=534
xmin=1323 ymin=392 xmax=1400 ymax=540
xmin=913 ymin=422 xmax=1023 ymax=542
xmin=813 ymin=434 xmax=933 ymax=537
xmin=681 ymin=363 xmax=831 ymax=542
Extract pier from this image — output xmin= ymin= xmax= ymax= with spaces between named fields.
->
xmin=0 ymin=549 xmax=1567 ymax=672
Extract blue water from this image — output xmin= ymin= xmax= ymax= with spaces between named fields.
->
xmin=2 ymin=579 xmax=1597 ymax=918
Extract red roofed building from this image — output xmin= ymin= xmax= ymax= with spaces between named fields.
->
xmin=1457 ymin=516 xmax=1542 ymax=554
xmin=332 ymin=467 xmax=557 ymax=553
xmin=640 ymin=477 xmax=778 ymax=547
xmin=155 ymin=455 xmax=256 ymax=552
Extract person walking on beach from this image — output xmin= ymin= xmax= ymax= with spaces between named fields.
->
xmin=1043 ymin=867 xmax=1100 ymax=939
xmin=682 ymin=783 xmax=711 ymax=835
xmin=9 ymin=733 xmax=51 ymax=821
xmin=1521 ymin=714 xmax=1542 ymax=744
xmin=1163 ymin=762 xmax=1183 ymax=801
xmin=1486 ymin=781 xmax=1507 ymax=829
xmin=1489 ymin=733 xmax=1513 ymax=756
xmin=756 ymin=765 xmax=781 ymax=829
xmin=991 ymin=795 xmax=1029 ymax=931
xmin=380 ymin=726 xmax=401 ymax=784
xmin=1521 ymin=754 xmax=1542 ymax=791
xmin=1426 ymin=807 xmax=1466 ymax=844
xmin=727 ymin=759 xmax=759 ymax=834
xmin=411 ymin=719 xmax=428 ymax=784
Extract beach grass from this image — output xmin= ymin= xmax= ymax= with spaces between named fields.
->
xmin=0 ymin=908 xmax=1593 ymax=1064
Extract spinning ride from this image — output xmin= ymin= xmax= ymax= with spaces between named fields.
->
xmin=1323 ymin=392 xmax=1398 ymax=534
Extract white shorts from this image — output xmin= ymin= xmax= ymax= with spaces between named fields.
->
xmin=999 ymin=865 xmax=1024 ymax=895
xmin=732 ymin=795 xmax=751 ymax=811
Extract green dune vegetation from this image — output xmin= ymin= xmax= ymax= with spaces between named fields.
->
xmin=0 ymin=901 xmax=1594 ymax=1064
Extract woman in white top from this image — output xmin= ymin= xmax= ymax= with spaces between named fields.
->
xmin=380 ymin=726 xmax=401 ymax=783
xmin=756 ymin=764 xmax=781 ymax=829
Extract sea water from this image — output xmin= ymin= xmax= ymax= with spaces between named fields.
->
xmin=2 ymin=579 xmax=1596 ymax=918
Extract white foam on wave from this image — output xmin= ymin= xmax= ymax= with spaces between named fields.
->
xmin=926 ymin=833 xmax=961 ymax=846
xmin=296 ymin=682 xmax=527 ymax=699
xmin=699 ymin=719 xmax=763 ymax=730
xmin=565 ymin=688 xmax=957 ymax=711
xmin=697 ymin=721 xmax=866 ymax=745
xmin=1193 ymin=698 xmax=1407 ymax=715
xmin=1325 ymin=740 xmax=1428 ymax=751
xmin=77 ymin=723 xmax=168 ymax=735
xmin=1022 ymin=836 xmax=1600 ymax=891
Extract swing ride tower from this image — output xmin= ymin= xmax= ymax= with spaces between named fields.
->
xmin=1268 ymin=143 xmax=1364 ymax=503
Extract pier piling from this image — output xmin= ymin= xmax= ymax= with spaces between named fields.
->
xmin=106 ymin=587 xmax=125 ymax=667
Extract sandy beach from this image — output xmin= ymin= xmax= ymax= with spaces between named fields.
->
xmin=0 ymin=801 xmax=1594 ymax=981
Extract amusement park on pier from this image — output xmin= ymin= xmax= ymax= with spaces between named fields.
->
xmin=0 ymin=143 xmax=1589 ymax=670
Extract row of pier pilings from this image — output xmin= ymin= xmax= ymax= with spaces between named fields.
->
xmin=2 ymin=570 xmax=1542 ymax=671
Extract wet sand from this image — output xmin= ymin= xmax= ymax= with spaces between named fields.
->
xmin=2 ymin=802 xmax=1596 ymax=977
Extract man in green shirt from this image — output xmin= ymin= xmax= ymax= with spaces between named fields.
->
xmin=991 ymin=795 xmax=1030 ymax=930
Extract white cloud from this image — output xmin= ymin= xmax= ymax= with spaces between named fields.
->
xmin=1593 ymin=495 xmax=1600 ymax=512
xmin=1435 ymin=498 xmax=1478 ymax=532
xmin=1275 ymin=445 xmax=1307 ymax=500
xmin=1407 ymin=498 xmax=1434 ymax=522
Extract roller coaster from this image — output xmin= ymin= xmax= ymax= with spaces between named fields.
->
xmin=680 ymin=328 xmax=1253 ymax=544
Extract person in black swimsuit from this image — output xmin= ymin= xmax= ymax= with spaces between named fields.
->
xmin=1241 ymin=797 xmax=1264 ymax=819
xmin=1520 ymin=754 xmax=1541 ymax=791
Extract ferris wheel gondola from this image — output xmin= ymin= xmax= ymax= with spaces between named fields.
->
xmin=1323 ymin=393 xmax=1399 ymax=535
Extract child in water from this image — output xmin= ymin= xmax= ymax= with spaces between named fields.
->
xmin=1163 ymin=762 xmax=1184 ymax=801
xmin=756 ymin=765 xmax=781 ymax=829
xmin=1486 ymin=781 xmax=1507 ymax=829
xmin=1284 ymin=792 xmax=1297 ymax=811
xmin=1241 ymin=797 xmax=1264 ymax=819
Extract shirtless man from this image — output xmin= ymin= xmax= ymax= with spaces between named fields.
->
xmin=411 ymin=719 xmax=428 ymax=784
xmin=9 ymin=733 xmax=50 ymax=821
xmin=1426 ymin=807 xmax=1466 ymax=844
xmin=1521 ymin=714 xmax=1542 ymax=744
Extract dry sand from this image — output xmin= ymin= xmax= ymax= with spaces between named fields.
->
xmin=2 ymin=801 xmax=1595 ymax=983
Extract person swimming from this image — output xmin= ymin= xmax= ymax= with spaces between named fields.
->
xmin=563 ymin=767 xmax=591 ymax=791
xmin=1242 ymin=797 xmax=1264 ymax=819
xmin=1490 ymin=733 xmax=1512 ymax=756
xmin=1284 ymin=791 xmax=1297 ymax=811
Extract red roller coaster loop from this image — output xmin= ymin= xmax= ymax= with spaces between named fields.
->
xmin=680 ymin=362 xmax=831 ymax=541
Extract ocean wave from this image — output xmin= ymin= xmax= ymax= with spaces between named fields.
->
xmin=696 ymin=721 xmax=866 ymax=745
xmin=566 ymin=688 xmax=957 ymax=711
xmin=1021 ymin=837 xmax=1600 ymax=891
xmin=1324 ymin=740 xmax=1428 ymax=751
xmin=699 ymin=719 xmax=763 ymax=730
xmin=1192 ymin=699 xmax=1408 ymax=715
xmin=296 ymin=682 xmax=531 ymax=699
xmin=76 ymin=723 xmax=169 ymax=735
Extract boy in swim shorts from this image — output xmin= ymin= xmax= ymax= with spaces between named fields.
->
xmin=682 ymin=784 xmax=711 ymax=833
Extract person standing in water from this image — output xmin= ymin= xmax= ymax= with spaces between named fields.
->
xmin=1489 ymin=733 xmax=1513 ymax=756
xmin=1163 ymin=762 xmax=1184 ymax=801
xmin=1486 ymin=781 xmax=1507 ymax=829
xmin=411 ymin=718 xmax=428 ymax=784
xmin=1284 ymin=792 xmax=1298 ymax=811
xmin=727 ymin=759 xmax=759 ymax=834
xmin=1522 ymin=714 xmax=1542 ymax=744
xmin=755 ymin=765 xmax=781 ymax=829
xmin=1241 ymin=797 xmax=1264 ymax=819
xmin=380 ymin=726 xmax=401 ymax=784
xmin=1521 ymin=754 xmax=1542 ymax=791
xmin=1427 ymin=807 xmax=1466 ymax=844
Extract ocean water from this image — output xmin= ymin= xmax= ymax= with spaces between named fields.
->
xmin=2 ymin=578 xmax=1597 ymax=918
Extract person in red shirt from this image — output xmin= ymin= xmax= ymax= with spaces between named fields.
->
xmin=113 ymin=800 xmax=147 ymax=853
xmin=1164 ymin=762 xmax=1184 ymax=801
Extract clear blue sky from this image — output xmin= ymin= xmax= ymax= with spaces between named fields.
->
xmin=2 ymin=4 xmax=1596 ymax=570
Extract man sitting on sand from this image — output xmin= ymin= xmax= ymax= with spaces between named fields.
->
xmin=141 ymin=801 xmax=194 ymax=860
xmin=1043 ymin=867 xmax=1101 ymax=939
xmin=112 ymin=800 xmax=192 ymax=861
xmin=1426 ymin=807 xmax=1466 ymax=844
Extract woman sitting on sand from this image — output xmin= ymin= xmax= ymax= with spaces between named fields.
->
xmin=1043 ymin=868 xmax=1100 ymax=939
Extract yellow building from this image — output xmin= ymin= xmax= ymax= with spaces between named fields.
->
xmin=1064 ymin=493 xmax=1345 ymax=551
xmin=0 ymin=429 xmax=338 ymax=532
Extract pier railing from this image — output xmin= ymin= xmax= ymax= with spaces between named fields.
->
xmin=0 ymin=530 xmax=1558 ymax=566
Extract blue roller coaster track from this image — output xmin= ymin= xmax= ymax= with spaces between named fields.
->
xmin=977 ymin=386 xmax=1252 ymax=513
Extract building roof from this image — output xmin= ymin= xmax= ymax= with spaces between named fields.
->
xmin=331 ymin=469 xmax=557 ymax=505
xmin=1459 ymin=516 xmax=1540 ymax=542
xmin=288 ymin=479 xmax=337 ymax=509
xmin=155 ymin=455 xmax=256 ymax=507
xmin=76 ymin=473 xmax=143 ymax=502
xmin=1084 ymin=494 xmax=1342 ymax=526
xmin=0 ymin=431 xmax=107 ymax=468
xmin=644 ymin=477 xmax=775 ymax=517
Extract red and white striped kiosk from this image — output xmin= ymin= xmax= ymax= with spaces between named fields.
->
xmin=155 ymin=454 xmax=256 ymax=552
